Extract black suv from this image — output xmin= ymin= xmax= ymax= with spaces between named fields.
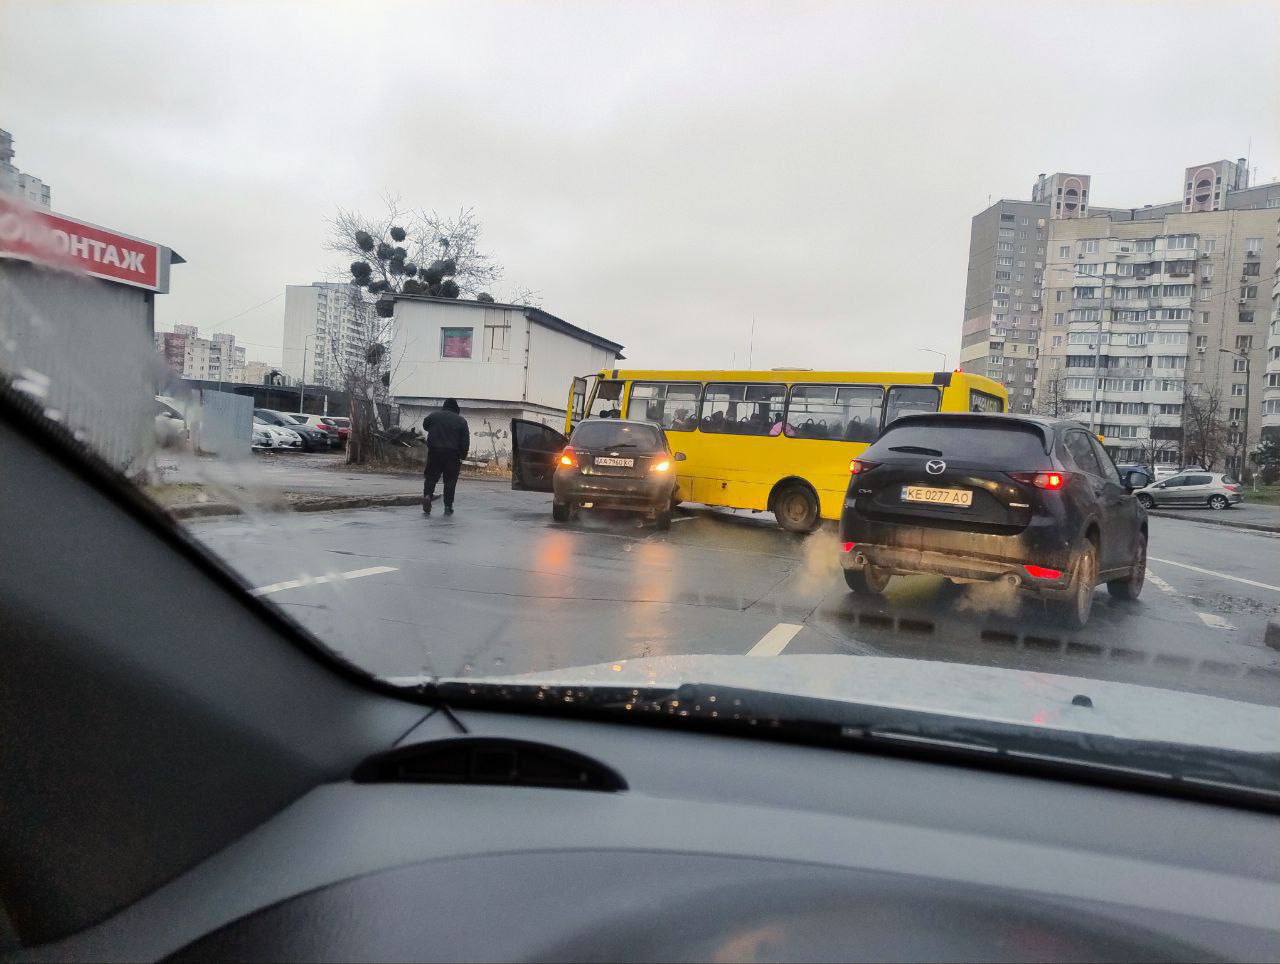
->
xmin=839 ymin=413 xmax=1148 ymax=628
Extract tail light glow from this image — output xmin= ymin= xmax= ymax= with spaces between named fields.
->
xmin=1009 ymin=471 xmax=1068 ymax=490
xmin=841 ymin=542 xmax=856 ymax=553
xmin=849 ymin=459 xmax=879 ymax=475
xmin=1024 ymin=564 xmax=1063 ymax=580
xmin=558 ymin=447 xmax=577 ymax=467
xmin=651 ymin=459 xmax=671 ymax=473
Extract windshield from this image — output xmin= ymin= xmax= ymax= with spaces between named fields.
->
xmin=2 ymin=1 xmax=1278 ymax=803
xmin=570 ymin=421 xmax=663 ymax=450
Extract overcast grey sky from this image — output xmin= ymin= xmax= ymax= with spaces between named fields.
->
xmin=3 ymin=1 xmax=1277 ymax=370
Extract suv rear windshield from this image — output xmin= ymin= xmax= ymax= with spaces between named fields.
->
xmin=571 ymin=420 xmax=663 ymax=450
xmin=870 ymin=420 xmax=1048 ymax=463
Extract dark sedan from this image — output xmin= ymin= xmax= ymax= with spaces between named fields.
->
xmin=511 ymin=417 xmax=680 ymax=529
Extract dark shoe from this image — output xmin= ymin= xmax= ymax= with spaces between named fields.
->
xmin=444 ymin=505 xmax=454 ymax=516
xmin=422 ymin=497 xmax=432 ymax=515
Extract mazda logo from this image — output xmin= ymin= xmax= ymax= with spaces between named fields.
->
xmin=925 ymin=459 xmax=946 ymax=475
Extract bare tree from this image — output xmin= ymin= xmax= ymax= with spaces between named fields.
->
xmin=414 ymin=207 xmax=504 ymax=296
xmin=1031 ymin=369 xmax=1068 ymax=417
xmin=1181 ymin=383 xmax=1229 ymax=471
xmin=507 ymin=285 xmax=544 ymax=308
xmin=325 ymin=286 xmax=396 ymax=464
xmin=1136 ymin=404 xmax=1181 ymax=472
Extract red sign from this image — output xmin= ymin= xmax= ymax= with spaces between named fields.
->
xmin=0 ymin=193 xmax=163 ymax=291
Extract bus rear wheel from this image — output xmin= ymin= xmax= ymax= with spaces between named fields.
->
xmin=773 ymin=484 xmax=819 ymax=533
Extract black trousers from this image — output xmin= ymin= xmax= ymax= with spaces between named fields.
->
xmin=423 ymin=449 xmax=462 ymax=507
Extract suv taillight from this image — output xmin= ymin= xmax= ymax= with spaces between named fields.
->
xmin=849 ymin=459 xmax=880 ymax=475
xmin=558 ymin=446 xmax=577 ymax=468
xmin=1008 ymin=471 xmax=1068 ymax=490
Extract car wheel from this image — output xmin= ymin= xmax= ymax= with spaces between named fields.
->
xmin=1107 ymin=532 xmax=1145 ymax=601
xmin=552 ymin=501 xmax=571 ymax=523
xmin=773 ymin=484 xmax=819 ymax=533
xmin=844 ymin=565 xmax=891 ymax=595
xmin=655 ymin=508 xmax=672 ymax=531
xmin=1136 ymin=493 xmax=1154 ymax=510
xmin=1050 ymin=544 xmax=1096 ymax=630
xmin=1208 ymin=494 xmax=1229 ymax=510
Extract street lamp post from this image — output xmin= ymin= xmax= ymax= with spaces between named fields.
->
xmin=919 ymin=347 xmax=949 ymax=371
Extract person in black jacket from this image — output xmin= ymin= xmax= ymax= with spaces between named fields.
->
xmin=421 ymin=398 xmax=470 ymax=516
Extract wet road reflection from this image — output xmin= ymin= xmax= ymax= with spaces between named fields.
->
xmin=185 ymin=486 xmax=1280 ymax=706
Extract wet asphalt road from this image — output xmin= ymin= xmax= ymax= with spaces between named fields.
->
xmin=186 ymin=481 xmax=1280 ymax=707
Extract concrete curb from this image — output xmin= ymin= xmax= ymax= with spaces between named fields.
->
xmin=1147 ymin=509 xmax=1280 ymax=534
xmin=169 ymin=493 xmax=425 ymax=520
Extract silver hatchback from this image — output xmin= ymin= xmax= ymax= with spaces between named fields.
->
xmin=1135 ymin=471 xmax=1243 ymax=510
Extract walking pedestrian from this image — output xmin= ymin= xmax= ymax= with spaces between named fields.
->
xmin=422 ymin=398 xmax=470 ymax=516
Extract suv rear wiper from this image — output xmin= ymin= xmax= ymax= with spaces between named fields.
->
xmin=887 ymin=445 xmax=944 ymax=456
xmin=431 ymin=679 xmax=1280 ymax=813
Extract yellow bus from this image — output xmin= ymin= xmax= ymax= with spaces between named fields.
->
xmin=511 ymin=368 xmax=1008 ymax=531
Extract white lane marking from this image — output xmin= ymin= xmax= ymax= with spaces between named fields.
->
xmin=251 ymin=565 xmax=398 ymax=596
xmin=1196 ymin=611 xmax=1237 ymax=631
xmin=1148 ymin=556 xmax=1280 ymax=594
xmin=1146 ymin=570 xmax=1176 ymax=593
xmin=747 ymin=622 xmax=803 ymax=657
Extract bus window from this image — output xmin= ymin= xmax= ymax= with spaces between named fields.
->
xmin=629 ymin=382 xmax=701 ymax=431
xmin=587 ymin=380 xmax=624 ymax=418
xmin=969 ymin=389 xmax=1004 ymax=413
xmin=701 ymin=383 xmax=786 ymax=435
xmin=785 ymin=385 xmax=883 ymax=442
xmin=884 ymin=385 xmax=941 ymax=428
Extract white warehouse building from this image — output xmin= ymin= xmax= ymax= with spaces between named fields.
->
xmin=389 ymin=295 xmax=624 ymax=465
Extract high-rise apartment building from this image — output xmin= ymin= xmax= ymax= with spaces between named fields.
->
xmin=1263 ymin=216 xmax=1280 ymax=444
xmin=282 ymin=283 xmax=375 ymax=389
xmin=0 ymin=128 xmax=52 ymax=208
xmin=154 ymin=325 xmax=246 ymax=383
xmin=958 ymin=200 xmax=1048 ymax=410
xmin=962 ymin=160 xmax=1280 ymax=476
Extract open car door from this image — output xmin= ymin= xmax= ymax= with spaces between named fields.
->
xmin=511 ymin=419 xmax=568 ymax=492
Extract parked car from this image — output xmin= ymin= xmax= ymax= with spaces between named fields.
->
xmin=251 ymin=421 xmax=274 ymax=450
xmin=154 ymin=396 xmax=188 ymax=449
xmin=320 ymin=416 xmax=350 ymax=446
xmin=291 ymin=413 xmax=342 ymax=448
xmin=252 ymin=417 xmax=302 ymax=450
xmin=1153 ymin=463 xmax=1204 ymax=481
xmin=1135 ymin=472 xmax=1243 ymax=510
xmin=512 ymin=417 xmax=681 ymax=529
xmin=839 ymin=413 xmax=1148 ymax=629
xmin=253 ymin=409 xmax=327 ymax=451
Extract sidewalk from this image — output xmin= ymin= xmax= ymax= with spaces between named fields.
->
xmin=1148 ymin=500 xmax=1280 ymax=534
xmin=148 ymin=451 xmax=508 ymax=520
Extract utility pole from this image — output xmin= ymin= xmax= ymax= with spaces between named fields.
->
xmin=299 ymin=334 xmax=311 ymax=415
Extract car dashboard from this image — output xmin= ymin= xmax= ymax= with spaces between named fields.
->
xmin=25 ymin=706 xmax=1280 ymax=963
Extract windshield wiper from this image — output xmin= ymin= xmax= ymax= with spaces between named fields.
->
xmin=430 ymin=679 xmax=1280 ymax=813
xmin=887 ymin=445 xmax=944 ymax=456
